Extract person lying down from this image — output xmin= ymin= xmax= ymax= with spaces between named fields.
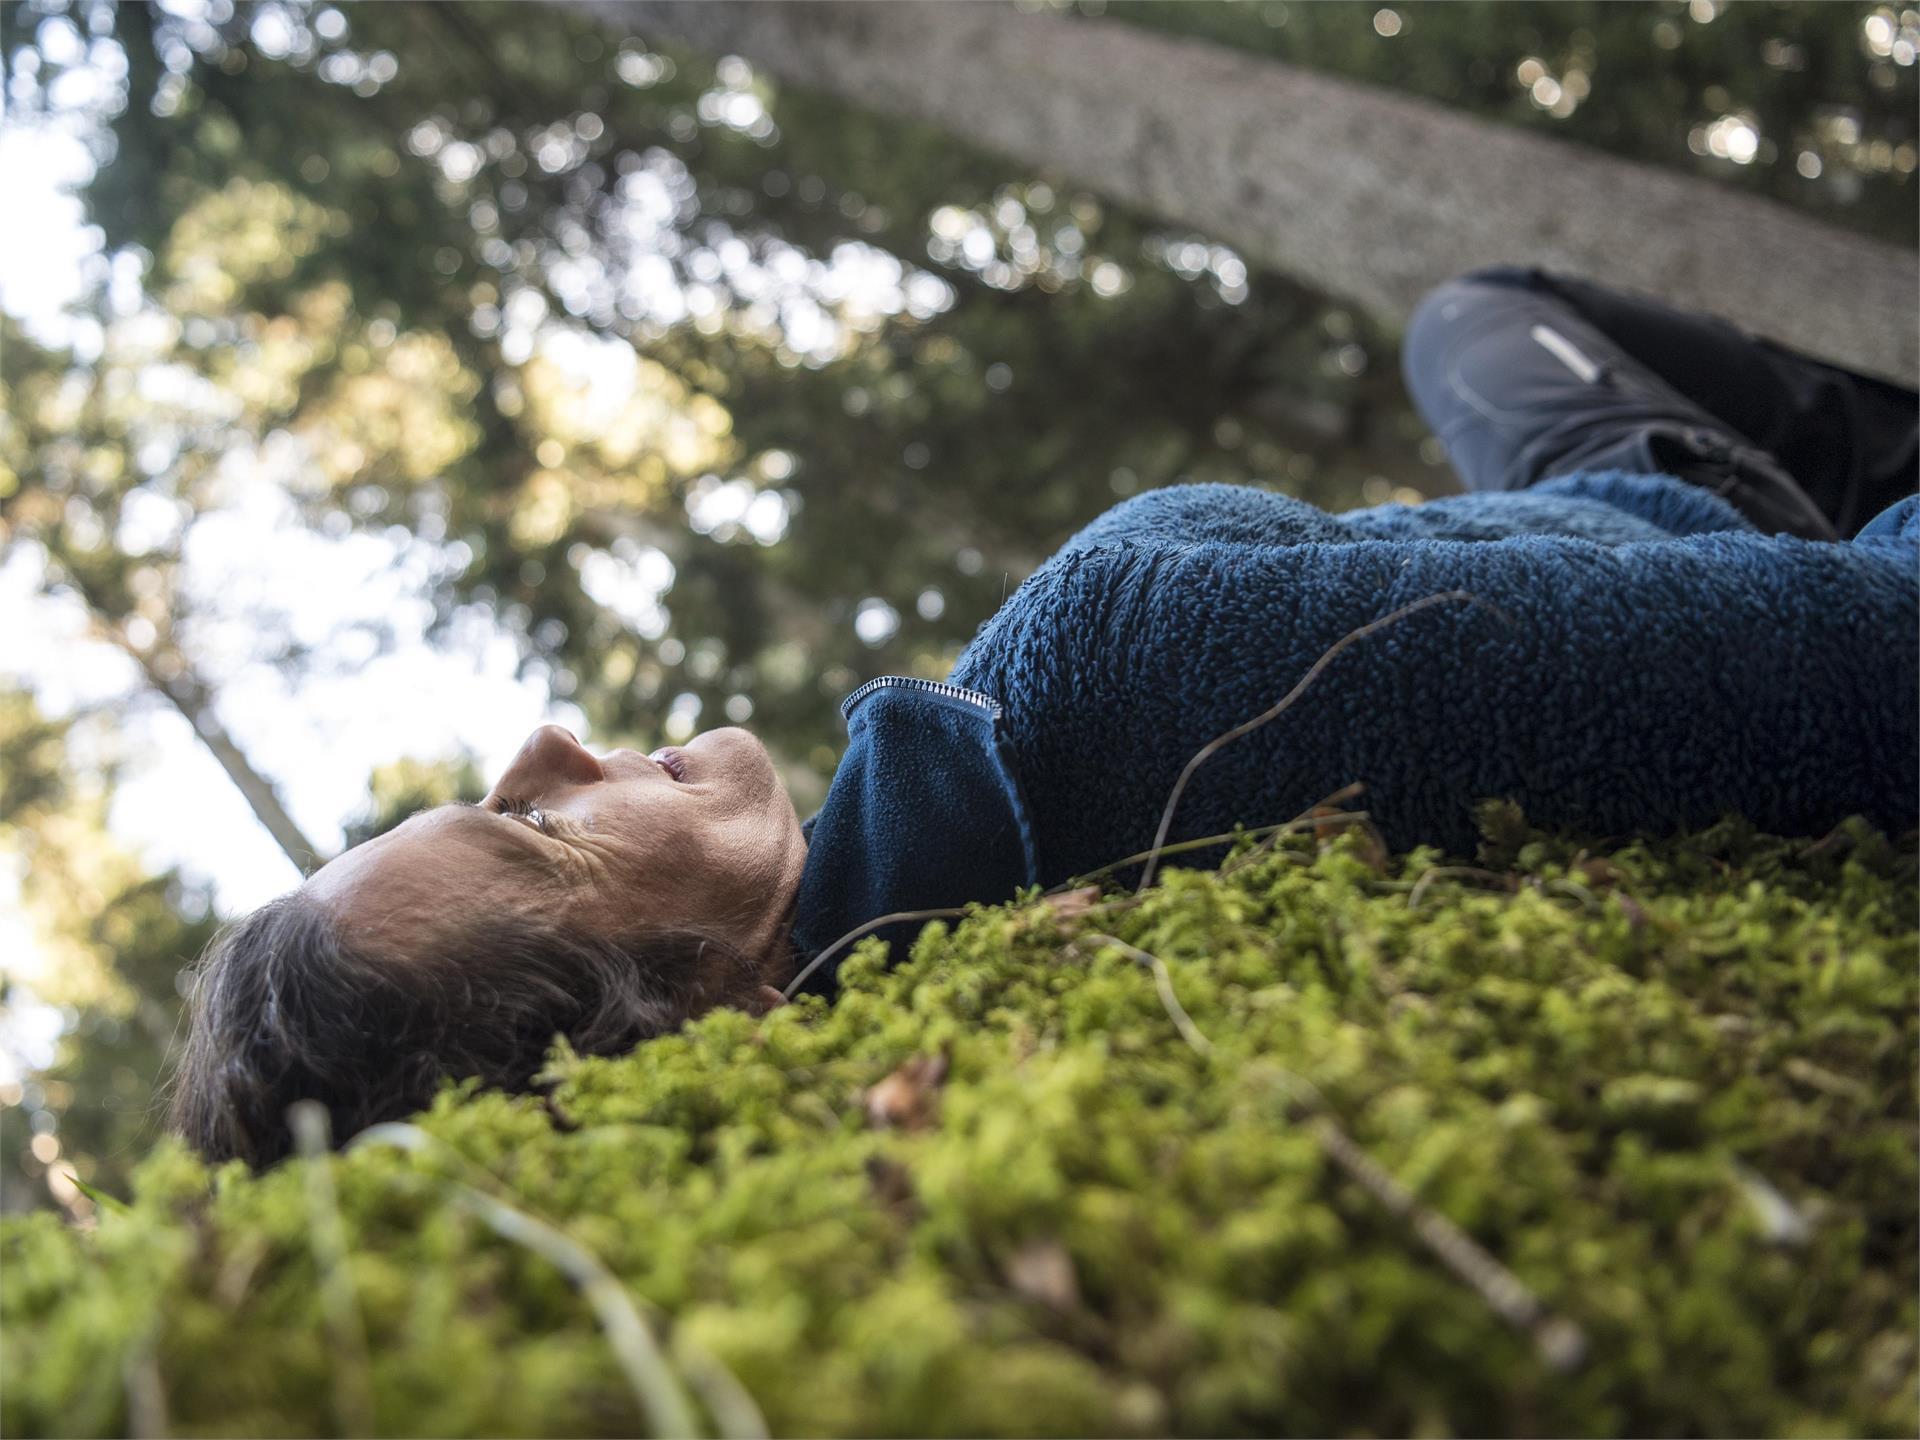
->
xmin=165 ymin=266 xmax=1920 ymax=1169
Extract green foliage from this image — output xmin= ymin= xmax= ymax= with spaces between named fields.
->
xmin=0 ymin=690 xmax=220 ymax=1216
xmin=340 ymin=755 xmax=488 ymax=848
xmin=5 ymin=814 xmax=1914 ymax=1436
xmin=17 ymin=0 xmax=1908 ymax=817
xmin=9 ymin=0 xmax=1433 ymax=814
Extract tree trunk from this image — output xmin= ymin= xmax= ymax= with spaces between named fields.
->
xmin=576 ymin=0 xmax=1918 ymax=388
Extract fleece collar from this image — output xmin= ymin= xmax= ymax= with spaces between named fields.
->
xmin=785 ymin=677 xmax=1042 ymax=999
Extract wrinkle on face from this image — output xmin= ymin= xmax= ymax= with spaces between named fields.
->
xmin=300 ymin=726 xmax=808 ymax=991
xmin=307 ymin=807 xmax=558 ymax=955
xmin=527 ymin=813 xmax=621 ymax=892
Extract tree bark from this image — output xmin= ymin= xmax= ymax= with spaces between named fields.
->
xmin=576 ymin=0 xmax=1918 ymax=387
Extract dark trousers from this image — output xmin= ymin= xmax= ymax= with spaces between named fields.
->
xmin=1401 ymin=264 xmax=1919 ymax=539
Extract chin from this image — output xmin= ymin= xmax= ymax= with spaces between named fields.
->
xmin=691 ymin=726 xmax=762 ymax=753
xmin=687 ymin=726 xmax=774 ymax=783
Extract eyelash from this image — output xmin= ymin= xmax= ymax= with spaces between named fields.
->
xmin=492 ymin=797 xmax=550 ymax=833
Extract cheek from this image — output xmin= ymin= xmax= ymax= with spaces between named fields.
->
xmin=584 ymin=800 xmax=702 ymax=881
xmin=704 ymin=811 xmax=797 ymax=895
xmin=575 ymin=776 xmax=788 ymax=901
xmin=707 ymin=727 xmax=780 ymax=796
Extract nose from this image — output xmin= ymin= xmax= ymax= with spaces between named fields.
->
xmin=489 ymin=724 xmax=606 ymax=799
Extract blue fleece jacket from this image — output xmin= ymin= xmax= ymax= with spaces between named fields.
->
xmin=786 ymin=474 xmax=1918 ymax=997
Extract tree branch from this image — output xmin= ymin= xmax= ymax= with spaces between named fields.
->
xmin=572 ymin=0 xmax=1918 ymax=386
xmin=116 ymin=635 xmax=330 ymax=874
xmin=68 ymin=592 xmax=330 ymax=877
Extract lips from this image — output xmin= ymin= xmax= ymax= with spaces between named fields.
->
xmin=649 ymin=747 xmax=689 ymax=783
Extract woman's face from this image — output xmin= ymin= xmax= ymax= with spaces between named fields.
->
xmin=304 ymin=725 xmax=809 ymax=994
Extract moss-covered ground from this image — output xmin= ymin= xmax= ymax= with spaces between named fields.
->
xmin=4 ymin=807 xmax=1916 ymax=1437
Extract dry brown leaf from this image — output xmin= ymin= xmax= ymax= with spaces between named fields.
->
xmin=1003 ymin=1239 xmax=1080 ymax=1311
xmin=1016 ymin=886 xmax=1103 ymax=938
xmin=1309 ymin=806 xmax=1389 ymax=873
xmin=1350 ymin=821 xmax=1391 ymax=874
xmin=1041 ymin=885 xmax=1102 ymax=921
xmin=863 ymin=1052 xmax=949 ymax=1131
xmin=1308 ymin=804 xmax=1346 ymax=844
xmin=1576 ymin=857 xmax=1623 ymax=888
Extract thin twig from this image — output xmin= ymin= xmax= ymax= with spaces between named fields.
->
xmin=1136 ymin=590 xmax=1508 ymax=895
xmin=1405 ymin=866 xmax=1513 ymax=910
xmin=1247 ymin=1049 xmax=1588 ymax=1373
xmin=1055 ymin=933 xmax=1588 ymax=1374
xmin=1049 ymin=828 xmax=1279 ymax=894
xmin=1222 ymin=782 xmax=1370 ymax=879
xmin=1546 ymin=877 xmax=1601 ymax=911
xmin=1252 ymin=1056 xmax=1589 ymax=1373
xmin=1052 ymin=808 xmax=1374 ymax=897
xmin=1305 ymin=1115 xmax=1587 ymax=1373
xmin=1078 ymin=933 xmax=1213 ymax=1057
xmin=782 ymin=906 xmax=971 ymax=1000
xmin=672 ymin=1334 xmax=773 ymax=1440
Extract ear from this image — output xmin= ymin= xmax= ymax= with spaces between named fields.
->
xmin=747 ymin=983 xmax=788 ymax=1017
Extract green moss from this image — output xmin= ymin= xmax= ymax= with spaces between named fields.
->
xmin=5 ymin=812 xmax=1916 ymax=1437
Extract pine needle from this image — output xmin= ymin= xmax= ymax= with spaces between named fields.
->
xmin=1405 ymin=865 xmax=1512 ymax=909
xmin=121 ymin=1327 xmax=169 ymax=1440
xmin=1304 ymin=1112 xmax=1588 ymax=1373
xmin=1078 ymin=932 xmax=1213 ymax=1057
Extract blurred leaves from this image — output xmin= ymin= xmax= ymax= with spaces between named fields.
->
xmin=340 ymin=754 xmax=486 ymax=849
xmin=0 ymin=690 xmax=220 ymax=1218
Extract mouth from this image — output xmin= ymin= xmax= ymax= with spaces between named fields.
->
xmin=648 ymin=747 xmax=690 ymax=783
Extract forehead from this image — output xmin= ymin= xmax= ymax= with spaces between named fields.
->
xmin=303 ymin=805 xmax=546 ymax=940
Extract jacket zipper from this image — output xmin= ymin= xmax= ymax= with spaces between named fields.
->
xmin=841 ymin=674 xmax=1004 ymax=722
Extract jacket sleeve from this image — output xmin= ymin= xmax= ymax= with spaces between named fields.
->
xmin=951 ymin=520 xmax=1920 ymax=866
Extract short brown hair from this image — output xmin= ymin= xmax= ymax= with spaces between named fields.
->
xmin=165 ymin=893 xmax=759 ymax=1169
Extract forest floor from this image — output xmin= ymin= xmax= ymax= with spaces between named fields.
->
xmin=4 ymin=805 xmax=1916 ymax=1437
